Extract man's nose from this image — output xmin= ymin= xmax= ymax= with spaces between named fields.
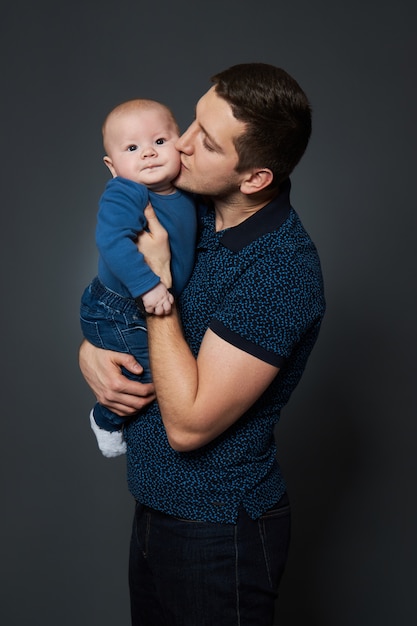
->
xmin=176 ymin=121 xmax=197 ymax=153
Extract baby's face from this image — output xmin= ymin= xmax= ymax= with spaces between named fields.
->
xmin=104 ymin=108 xmax=181 ymax=192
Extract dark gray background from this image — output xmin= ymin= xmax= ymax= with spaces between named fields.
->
xmin=1 ymin=1 xmax=416 ymax=624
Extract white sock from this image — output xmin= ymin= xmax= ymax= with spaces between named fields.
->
xmin=89 ymin=410 xmax=127 ymax=458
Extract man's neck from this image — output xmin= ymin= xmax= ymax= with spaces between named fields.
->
xmin=213 ymin=190 xmax=278 ymax=232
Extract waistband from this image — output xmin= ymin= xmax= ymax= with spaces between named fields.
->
xmin=90 ymin=276 xmax=140 ymax=316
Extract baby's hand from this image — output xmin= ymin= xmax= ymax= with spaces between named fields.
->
xmin=140 ymin=282 xmax=174 ymax=316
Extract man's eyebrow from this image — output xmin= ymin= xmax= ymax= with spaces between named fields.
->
xmin=199 ymin=121 xmax=223 ymax=153
xmin=193 ymin=102 xmax=224 ymax=153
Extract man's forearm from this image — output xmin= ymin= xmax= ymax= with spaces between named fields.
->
xmin=146 ymin=304 xmax=199 ymax=448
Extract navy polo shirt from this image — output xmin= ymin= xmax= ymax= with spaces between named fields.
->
xmin=125 ymin=179 xmax=326 ymax=523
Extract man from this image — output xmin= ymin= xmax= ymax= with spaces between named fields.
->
xmin=79 ymin=62 xmax=326 ymax=625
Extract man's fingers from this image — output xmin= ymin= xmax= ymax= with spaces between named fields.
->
xmin=144 ymin=203 xmax=158 ymax=232
xmin=144 ymin=202 xmax=155 ymax=217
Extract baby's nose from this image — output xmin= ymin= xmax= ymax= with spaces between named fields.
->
xmin=141 ymin=144 xmax=157 ymax=157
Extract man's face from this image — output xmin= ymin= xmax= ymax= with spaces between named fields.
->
xmin=174 ymin=87 xmax=246 ymax=198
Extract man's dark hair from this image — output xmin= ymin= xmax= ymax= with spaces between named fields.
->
xmin=211 ymin=63 xmax=312 ymax=188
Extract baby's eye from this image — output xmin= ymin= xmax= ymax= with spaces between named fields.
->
xmin=128 ymin=145 xmax=138 ymax=151
xmin=155 ymin=138 xmax=165 ymax=145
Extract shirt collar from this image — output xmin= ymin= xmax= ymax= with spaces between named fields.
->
xmin=219 ymin=178 xmax=292 ymax=252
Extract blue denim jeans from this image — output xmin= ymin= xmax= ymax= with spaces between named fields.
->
xmin=128 ymin=494 xmax=291 ymax=625
xmin=80 ymin=277 xmax=151 ymax=431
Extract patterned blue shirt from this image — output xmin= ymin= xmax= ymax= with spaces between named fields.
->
xmin=125 ymin=179 xmax=326 ymax=523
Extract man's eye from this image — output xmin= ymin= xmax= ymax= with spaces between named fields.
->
xmin=155 ymin=138 xmax=165 ymax=145
xmin=128 ymin=145 xmax=138 ymax=151
xmin=203 ymin=138 xmax=214 ymax=152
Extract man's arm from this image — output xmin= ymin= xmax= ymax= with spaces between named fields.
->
xmin=147 ymin=308 xmax=279 ymax=452
xmin=79 ymin=340 xmax=156 ymax=416
xmin=137 ymin=203 xmax=279 ymax=451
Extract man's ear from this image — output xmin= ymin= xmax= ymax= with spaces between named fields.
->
xmin=240 ymin=168 xmax=274 ymax=195
xmin=103 ymin=155 xmax=117 ymax=178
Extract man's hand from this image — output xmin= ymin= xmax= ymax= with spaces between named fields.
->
xmin=79 ymin=340 xmax=156 ymax=416
xmin=137 ymin=203 xmax=172 ymax=288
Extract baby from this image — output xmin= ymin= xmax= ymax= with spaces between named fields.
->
xmin=80 ymin=99 xmax=197 ymax=457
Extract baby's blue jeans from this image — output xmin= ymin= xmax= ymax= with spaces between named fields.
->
xmin=80 ymin=276 xmax=151 ymax=432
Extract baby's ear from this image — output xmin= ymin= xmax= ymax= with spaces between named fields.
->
xmin=103 ymin=155 xmax=117 ymax=178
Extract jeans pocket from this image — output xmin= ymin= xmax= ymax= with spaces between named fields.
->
xmin=260 ymin=491 xmax=290 ymax=518
xmin=79 ymin=316 xmax=104 ymax=348
xmin=258 ymin=498 xmax=291 ymax=589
